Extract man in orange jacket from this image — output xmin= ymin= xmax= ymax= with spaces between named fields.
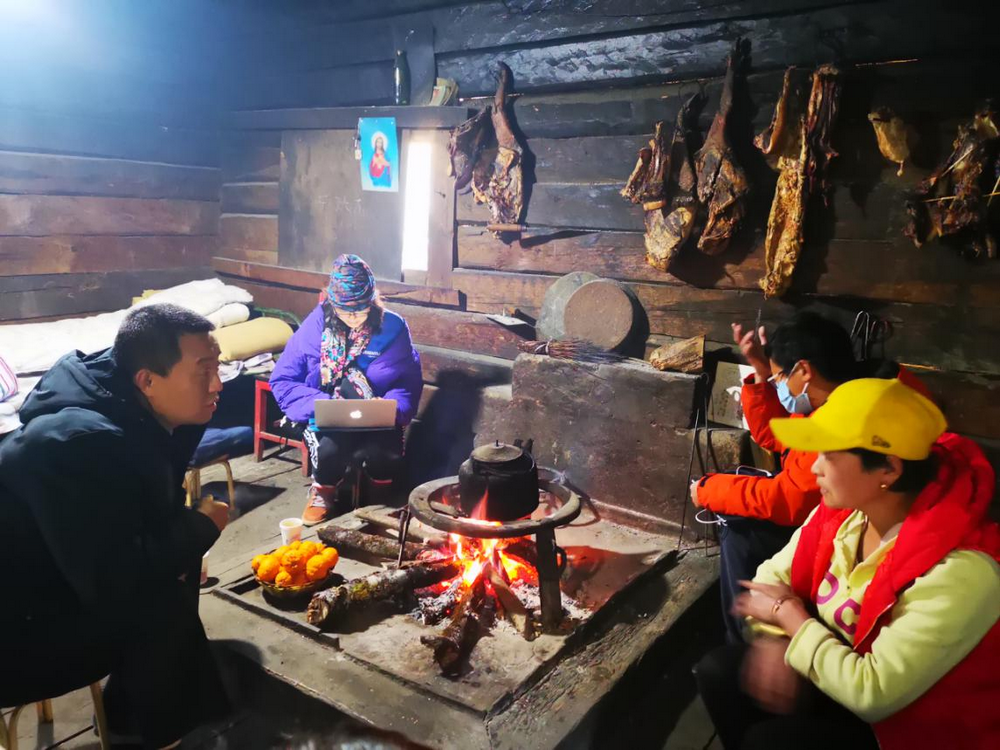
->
xmin=691 ymin=312 xmax=926 ymax=643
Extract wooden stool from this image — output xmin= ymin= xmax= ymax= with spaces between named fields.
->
xmin=253 ymin=378 xmax=309 ymax=476
xmin=0 ymin=682 xmax=109 ymax=750
xmin=184 ymin=456 xmax=235 ymax=509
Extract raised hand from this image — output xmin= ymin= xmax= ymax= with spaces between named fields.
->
xmin=732 ymin=322 xmax=771 ymax=383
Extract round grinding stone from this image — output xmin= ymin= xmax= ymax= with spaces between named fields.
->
xmin=563 ymin=279 xmax=637 ymax=351
xmin=536 ymin=271 xmax=599 ymax=340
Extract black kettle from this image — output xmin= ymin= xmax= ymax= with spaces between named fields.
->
xmin=458 ymin=439 xmax=539 ymax=521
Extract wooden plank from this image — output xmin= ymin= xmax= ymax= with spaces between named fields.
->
xmin=439 ymin=0 xmax=994 ymax=96
xmin=215 ymin=248 xmax=279 ymax=265
xmin=211 ymin=257 xmax=462 ymax=308
xmin=227 ymin=278 xmax=530 ymax=359
xmin=0 ymin=235 xmax=217 ymax=276
xmin=0 ymin=151 xmax=220 ymax=200
xmin=226 ymin=105 xmax=472 ymax=131
xmin=221 ymin=145 xmax=280 ymax=183
xmin=221 ymin=183 xmax=279 ymax=214
xmin=916 ymin=370 xmax=1000 ymax=442
xmin=0 ymin=267 xmax=214 ymax=322
xmin=219 ymin=214 xmax=278 ymax=255
xmin=530 ymin=134 xmax=651 ymax=184
xmin=0 ymin=107 xmax=219 ymax=166
xmin=0 ymin=195 xmax=219 ymax=237
xmin=458 ymin=182 xmax=641 ymax=231
xmin=455 ymin=228 xmax=1000 ymax=309
xmin=450 ymin=269 xmax=1000 ymax=375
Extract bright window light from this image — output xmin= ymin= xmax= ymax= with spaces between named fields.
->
xmin=401 ymin=138 xmax=433 ymax=272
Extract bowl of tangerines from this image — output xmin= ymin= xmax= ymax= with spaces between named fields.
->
xmin=251 ymin=540 xmax=341 ymax=602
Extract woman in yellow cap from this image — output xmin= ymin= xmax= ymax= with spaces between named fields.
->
xmin=694 ymin=378 xmax=999 ymax=750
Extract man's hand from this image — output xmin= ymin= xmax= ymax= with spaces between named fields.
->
xmin=690 ymin=481 xmax=702 ymax=508
xmin=732 ymin=322 xmax=771 ymax=384
xmin=197 ymin=497 xmax=230 ymax=533
xmin=740 ymin=636 xmax=804 ymax=714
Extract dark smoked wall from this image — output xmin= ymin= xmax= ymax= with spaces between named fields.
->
xmin=220 ymin=0 xmax=1000 ymax=448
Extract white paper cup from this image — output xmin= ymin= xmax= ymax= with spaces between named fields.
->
xmin=200 ymin=551 xmax=210 ymax=585
xmin=280 ymin=517 xmax=303 ymax=546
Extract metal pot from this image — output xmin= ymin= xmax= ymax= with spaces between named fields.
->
xmin=457 ymin=439 xmax=539 ymax=521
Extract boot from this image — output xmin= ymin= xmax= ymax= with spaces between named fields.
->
xmin=301 ymin=482 xmax=339 ymax=526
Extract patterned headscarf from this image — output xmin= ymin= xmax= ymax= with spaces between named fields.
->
xmin=325 ymin=254 xmax=376 ymax=311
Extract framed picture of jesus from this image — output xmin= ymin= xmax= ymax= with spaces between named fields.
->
xmin=358 ymin=117 xmax=399 ymax=192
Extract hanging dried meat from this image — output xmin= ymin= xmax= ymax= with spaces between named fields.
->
xmin=448 ymin=108 xmax=491 ymax=192
xmin=755 ymin=68 xmax=807 ymax=164
xmin=868 ymin=108 xmax=918 ymax=177
xmin=905 ymin=102 xmax=999 ymax=259
xmin=758 ymin=64 xmax=842 ymax=299
xmin=621 ymin=94 xmax=703 ymax=271
xmin=695 ymin=38 xmax=751 ymax=255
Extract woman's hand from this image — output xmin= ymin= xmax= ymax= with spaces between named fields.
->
xmin=734 ymin=580 xmax=811 ymax=637
xmin=740 ymin=636 xmax=804 ymax=715
xmin=732 ymin=322 xmax=770 ymax=384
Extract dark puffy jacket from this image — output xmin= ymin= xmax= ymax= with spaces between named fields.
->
xmin=0 ymin=349 xmax=220 ymax=626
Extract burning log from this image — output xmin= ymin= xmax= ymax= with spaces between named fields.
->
xmin=317 ymin=526 xmax=425 ymax=561
xmin=414 ymin=579 xmax=463 ymax=625
xmin=485 ymin=562 xmax=537 ymax=641
xmin=307 ymin=560 xmax=459 ymax=628
xmin=420 ymin=566 xmax=490 ymax=677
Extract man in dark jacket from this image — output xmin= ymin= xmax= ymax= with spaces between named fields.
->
xmin=0 ymin=304 xmax=231 ymax=749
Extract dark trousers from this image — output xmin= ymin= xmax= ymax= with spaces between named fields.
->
xmin=307 ymin=427 xmax=403 ymax=487
xmin=717 ymin=514 xmax=796 ymax=643
xmin=694 ymin=644 xmax=879 ymax=750
xmin=1 ymin=576 xmax=230 ymax=748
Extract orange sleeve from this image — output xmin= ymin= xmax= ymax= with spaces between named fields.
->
xmin=696 ymin=448 xmax=822 ymax=526
xmin=740 ymin=374 xmax=790 ymax=452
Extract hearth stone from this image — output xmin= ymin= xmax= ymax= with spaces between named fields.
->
xmin=474 ymin=354 xmax=748 ymax=531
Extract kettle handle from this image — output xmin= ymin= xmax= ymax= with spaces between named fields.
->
xmin=513 ymin=437 xmax=534 ymax=455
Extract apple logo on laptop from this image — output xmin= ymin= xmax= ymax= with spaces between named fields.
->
xmin=350 ymin=410 xmax=363 ymax=420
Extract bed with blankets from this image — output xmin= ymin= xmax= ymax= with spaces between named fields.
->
xmin=0 ymin=279 xmax=293 ymax=474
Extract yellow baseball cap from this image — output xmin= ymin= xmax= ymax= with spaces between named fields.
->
xmin=770 ymin=378 xmax=947 ymax=460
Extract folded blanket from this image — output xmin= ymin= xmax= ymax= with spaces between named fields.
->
xmin=0 ymin=354 xmax=16 ymax=402
xmin=213 ymin=318 xmax=293 ymax=363
xmin=206 ymin=303 xmax=251 ymax=329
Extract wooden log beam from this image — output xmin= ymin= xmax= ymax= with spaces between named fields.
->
xmin=221 ymin=183 xmax=279 ymax=215
xmin=226 ymin=104 xmax=472 ymax=131
xmin=0 ymin=152 xmax=220 ymax=201
xmin=221 ymin=145 xmax=280 ymax=183
xmin=224 ymin=278 xmax=531 ymax=360
xmin=455 ymin=227 xmax=1000 ymax=309
xmin=211 ymin=257 xmax=462 ymax=308
xmin=0 ymin=236 xmax=217 ymax=277
xmin=0 ymin=195 xmax=218 ymax=237
xmin=0 ymin=107 xmax=219 ymax=167
xmin=0 ymin=267 xmax=214 ymax=322
xmin=219 ymin=214 xmax=278 ymax=258
xmin=450 ymin=269 xmax=1000 ymax=375
xmin=316 ymin=526 xmax=427 ymax=561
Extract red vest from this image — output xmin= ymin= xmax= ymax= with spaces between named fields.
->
xmin=790 ymin=433 xmax=1000 ymax=750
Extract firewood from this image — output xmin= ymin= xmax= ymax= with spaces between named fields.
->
xmin=317 ymin=525 xmax=425 ymax=561
xmin=485 ymin=562 xmax=537 ymax=641
xmin=414 ymin=579 xmax=463 ymax=625
xmin=649 ymin=335 xmax=705 ymax=374
xmin=421 ymin=567 xmax=489 ymax=677
xmin=307 ymin=560 xmax=459 ymax=627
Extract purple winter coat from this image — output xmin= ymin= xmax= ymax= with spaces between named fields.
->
xmin=269 ymin=305 xmax=422 ymax=426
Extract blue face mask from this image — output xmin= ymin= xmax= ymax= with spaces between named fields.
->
xmin=776 ymin=377 xmax=813 ymax=415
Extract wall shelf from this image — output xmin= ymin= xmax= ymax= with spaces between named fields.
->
xmin=225 ymin=105 xmax=471 ymax=131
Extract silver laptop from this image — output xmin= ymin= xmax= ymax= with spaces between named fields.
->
xmin=314 ymin=399 xmax=397 ymax=429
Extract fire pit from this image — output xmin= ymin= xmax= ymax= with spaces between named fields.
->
xmin=402 ymin=471 xmax=581 ymax=634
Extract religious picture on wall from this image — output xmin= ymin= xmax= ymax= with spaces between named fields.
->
xmin=359 ymin=117 xmax=399 ymax=192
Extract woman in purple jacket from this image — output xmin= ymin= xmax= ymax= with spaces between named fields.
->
xmin=270 ymin=254 xmax=422 ymax=524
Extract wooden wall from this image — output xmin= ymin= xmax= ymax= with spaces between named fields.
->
xmin=0 ymin=1 xmax=244 ymax=323
xmin=216 ymin=0 xmax=1000 ymax=454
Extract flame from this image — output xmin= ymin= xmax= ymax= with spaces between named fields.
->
xmin=448 ymin=528 xmax=533 ymax=589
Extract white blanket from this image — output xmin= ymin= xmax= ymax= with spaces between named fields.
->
xmin=0 ymin=279 xmax=254 ymax=376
